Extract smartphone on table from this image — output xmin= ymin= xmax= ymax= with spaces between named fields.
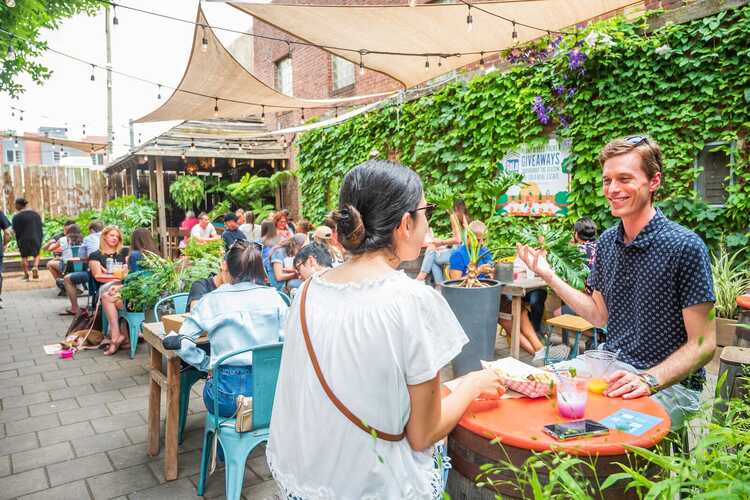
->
xmin=543 ymin=420 xmax=609 ymax=441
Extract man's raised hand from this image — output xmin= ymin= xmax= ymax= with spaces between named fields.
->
xmin=515 ymin=243 xmax=554 ymax=280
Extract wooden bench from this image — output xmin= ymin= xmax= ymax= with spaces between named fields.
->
xmin=545 ymin=314 xmax=596 ymax=361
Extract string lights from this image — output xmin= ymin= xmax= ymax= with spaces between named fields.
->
xmin=512 ymin=21 xmax=518 ymax=45
xmin=90 ymin=64 xmax=95 ymax=81
xmin=112 ymin=5 xmax=119 ymax=25
xmin=424 ymin=57 xmax=430 ymax=72
xmin=359 ymin=50 xmax=365 ymax=76
xmin=466 ymin=5 xmax=473 ymax=33
xmin=214 ymin=98 xmax=219 ymax=118
xmin=157 ymin=84 xmax=162 ymax=100
xmin=201 ymin=25 xmax=209 ymax=52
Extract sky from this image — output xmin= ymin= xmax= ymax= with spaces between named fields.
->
xmin=0 ymin=0 xmax=255 ymax=159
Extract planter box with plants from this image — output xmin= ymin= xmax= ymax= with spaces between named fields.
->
xmin=711 ymin=247 xmax=750 ymax=346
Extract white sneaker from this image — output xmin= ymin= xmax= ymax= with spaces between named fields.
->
xmin=545 ymin=344 xmax=571 ymax=364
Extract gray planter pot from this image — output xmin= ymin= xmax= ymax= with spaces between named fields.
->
xmin=439 ymin=279 xmax=502 ymax=377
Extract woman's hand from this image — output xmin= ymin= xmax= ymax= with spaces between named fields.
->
xmin=457 ymin=369 xmax=505 ymax=400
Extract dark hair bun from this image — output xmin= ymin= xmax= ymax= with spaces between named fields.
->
xmin=332 ymin=204 xmax=365 ymax=251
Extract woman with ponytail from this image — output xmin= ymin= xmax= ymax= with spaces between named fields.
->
xmin=268 ymin=160 xmax=504 ymax=499
xmin=175 ymin=240 xmax=288 ymax=416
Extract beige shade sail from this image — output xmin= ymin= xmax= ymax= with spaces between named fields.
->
xmin=136 ymin=7 xmax=397 ymax=123
xmin=1 ymin=133 xmax=108 ymax=153
xmin=230 ymin=0 xmax=640 ymax=88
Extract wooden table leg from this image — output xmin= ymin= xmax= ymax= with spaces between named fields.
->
xmin=164 ymin=357 xmax=180 ymax=481
xmin=147 ymin=347 xmax=162 ymax=457
xmin=511 ymin=296 xmax=522 ymax=359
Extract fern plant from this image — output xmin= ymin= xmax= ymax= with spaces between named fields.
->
xmin=711 ymin=246 xmax=750 ymax=319
xmin=169 ymin=175 xmax=205 ymax=210
xmin=516 ymin=224 xmax=589 ymax=290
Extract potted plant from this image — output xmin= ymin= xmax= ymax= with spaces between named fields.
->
xmin=440 ymin=227 xmax=503 ymax=377
xmin=711 ymin=247 xmax=750 ymax=346
xmin=169 ymin=175 xmax=205 ymax=211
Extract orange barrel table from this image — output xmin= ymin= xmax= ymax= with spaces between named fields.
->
xmin=446 ymin=390 xmax=671 ymax=499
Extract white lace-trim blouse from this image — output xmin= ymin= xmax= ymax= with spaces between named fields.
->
xmin=267 ymin=270 xmax=468 ymax=500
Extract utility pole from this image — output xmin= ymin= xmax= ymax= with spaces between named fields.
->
xmin=105 ymin=6 xmax=114 ymax=164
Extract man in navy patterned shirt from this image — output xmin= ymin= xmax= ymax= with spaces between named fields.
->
xmin=518 ymin=136 xmax=716 ymax=428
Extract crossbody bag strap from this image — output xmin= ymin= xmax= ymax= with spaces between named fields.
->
xmin=299 ymin=278 xmax=405 ymax=442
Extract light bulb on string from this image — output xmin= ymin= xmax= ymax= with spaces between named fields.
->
xmin=334 ymin=107 xmax=339 ymax=118
xmin=112 ymin=5 xmax=119 ymax=25
xmin=479 ymin=51 xmax=485 ymax=65
xmin=90 ymin=64 xmax=96 ymax=82
xmin=466 ymin=6 xmax=473 ymax=33
xmin=138 ymin=133 xmax=142 ymax=145
xmin=214 ymin=98 xmax=219 ymax=118
xmin=157 ymin=84 xmax=161 ymax=100
xmin=424 ymin=57 xmax=430 ymax=72
xmin=299 ymin=108 xmax=305 ymax=125
xmin=359 ymin=51 xmax=365 ymax=76
xmin=512 ymin=21 xmax=518 ymax=46
xmin=19 ymin=111 xmax=23 ymax=122
xmin=181 ymin=151 xmax=186 ymax=161
xmin=201 ymin=26 xmax=208 ymax=52
xmin=261 ymin=105 xmax=265 ymax=120
xmin=14 ymin=136 xmax=18 ymax=147
xmin=286 ymin=41 xmax=293 ymax=60
xmin=11 ymin=110 xmax=14 ymax=118
xmin=438 ymin=57 xmax=442 ymax=67
xmin=190 ymin=138 xmax=196 ymax=150
xmin=82 ymin=124 xmax=86 ymax=136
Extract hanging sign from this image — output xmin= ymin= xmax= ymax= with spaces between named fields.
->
xmin=496 ymin=138 xmax=573 ymax=217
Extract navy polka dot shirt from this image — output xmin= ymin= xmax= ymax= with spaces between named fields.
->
xmin=588 ymin=209 xmax=715 ymax=391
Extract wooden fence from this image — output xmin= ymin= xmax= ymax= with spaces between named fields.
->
xmin=1 ymin=164 xmax=107 ymax=216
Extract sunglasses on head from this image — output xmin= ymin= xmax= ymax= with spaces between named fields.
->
xmin=411 ymin=203 xmax=436 ymax=219
xmin=624 ymin=135 xmax=650 ymax=146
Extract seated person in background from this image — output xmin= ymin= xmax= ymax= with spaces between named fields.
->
xmin=62 ymin=220 xmax=104 ymax=316
xmin=295 ymin=219 xmax=313 ymax=245
xmin=45 ymin=220 xmax=75 ymax=281
xmin=89 ymin=226 xmax=129 ymax=354
xmin=221 ymin=212 xmax=246 ymax=250
xmin=270 ymin=234 xmax=305 ymax=292
xmin=190 ymin=212 xmax=220 ymax=244
xmin=555 ymin=217 xmax=598 ymax=317
xmin=313 ymin=225 xmax=344 ymax=265
xmin=48 ymin=223 xmax=83 ymax=288
xmin=448 ymin=220 xmax=494 ymax=279
xmin=239 ymin=210 xmax=262 ymax=242
xmin=187 ymin=268 xmax=230 ymax=311
xmin=293 ymin=242 xmax=333 ymax=281
xmin=179 ymin=211 xmax=199 ymax=249
xmin=416 ymin=211 xmax=462 ymax=284
xmin=128 ymin=228 xmax=159 ymax=273
xmin=449 ymin=221 xmax=546 ymax=359
xmin=273 ymin=211 xmax=293 ymax=240
xmin=176 ymin=240 xmax=289 ymax=417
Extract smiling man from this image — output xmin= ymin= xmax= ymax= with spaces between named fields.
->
xmin=518 ymin=136 xmax=716 ymax=429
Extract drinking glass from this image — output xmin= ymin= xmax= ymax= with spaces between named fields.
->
xmin=112 ymin=264 xmax=124 ymax=280
xmin=556 ymin=373 xmax=589 ymax=419
xmin=583 ymin=350 xmax=617 ymax=394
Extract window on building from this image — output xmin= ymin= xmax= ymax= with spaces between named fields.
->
xmin=275 ymin=57 xmax=293 ymax=96
xmin=95 ymin=154 xmax=105 ymax=165
xmin=332 ymin=56 xmax=356 ymax=91
xmin=53 ymin=151 xmax=61 ymax=162
xmin=5 ymin=149 xmax=22 ymax=163
xmin=696 ymin=142 xmax=733 ymax=205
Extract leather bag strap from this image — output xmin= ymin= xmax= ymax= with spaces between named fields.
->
xmin=299 ymin=278 xmax=404 ymax=442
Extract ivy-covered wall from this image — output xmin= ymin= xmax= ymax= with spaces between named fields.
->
xmin=296 ymin=6 xmax=750 ymax=254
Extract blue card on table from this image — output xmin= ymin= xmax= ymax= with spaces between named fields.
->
xmin=599 ymin=408 xmax=663 ymax=436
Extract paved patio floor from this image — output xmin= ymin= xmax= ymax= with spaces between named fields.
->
xmin=0 ymin=285 xmax=281 ymax=500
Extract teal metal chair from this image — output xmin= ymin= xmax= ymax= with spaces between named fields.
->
xmin=101 ymin=271 xmax=149 ymax=359
xmin=276 ymin=290 xmax=291 ymax=306
xmin=197 ymin=343 xmax=283 ymax=500
xmin=152 ymin=293 xmax=193 ymax=444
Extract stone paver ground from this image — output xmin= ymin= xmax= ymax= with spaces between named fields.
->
xmin=0 ymin=285 xmax=281 ymax=500
xmin=0 ymin=279 xmax=721 ymax=499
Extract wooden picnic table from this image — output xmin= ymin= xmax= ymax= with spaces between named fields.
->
xmin=444 ymin=387 xmax=671 ymax=499
xmin=141 ymin=321 xmax=207 ymax=481
xmin=499 ymin=277 xmax=548 ymax=359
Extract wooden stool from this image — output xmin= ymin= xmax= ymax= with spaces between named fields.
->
xmin=545 ymin=314 xmax=595 ymax=362
xmin=713 ymin=346 xmax=750 ymax=424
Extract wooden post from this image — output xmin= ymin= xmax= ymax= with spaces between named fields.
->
xmin=147 ymin=347 xmax=162 ymax=458
xmin=155 ymin=157 xmax=168 ymax=257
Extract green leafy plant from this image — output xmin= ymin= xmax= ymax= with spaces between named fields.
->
xmin=99 ymin=196 xmax=156 ymax=243
xmin=515 ymin=224 xmax=589 ymax=290
xmin=711 ymin=246 xmax=750 ymax=320
xmin=247 ymin=199 xmax=275 ymax=223
xmin=169 ymin=175 xmax=205 ymax=211
xmin=295 ymin=6 xmax=750 ymax=262
xmin=224 ymin=171 xmax=295 ymax=207
xmin=455 ymin=227 xmax=492 ymax=288
xmin=207 ymin=200 xmax=231 ymax=223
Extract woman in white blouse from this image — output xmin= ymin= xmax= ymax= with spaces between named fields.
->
xmin=268 ymin=160 xmax=504 ymax=499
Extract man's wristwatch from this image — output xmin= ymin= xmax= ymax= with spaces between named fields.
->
xmin=638 ymin=373 xmax=661 ymax=394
